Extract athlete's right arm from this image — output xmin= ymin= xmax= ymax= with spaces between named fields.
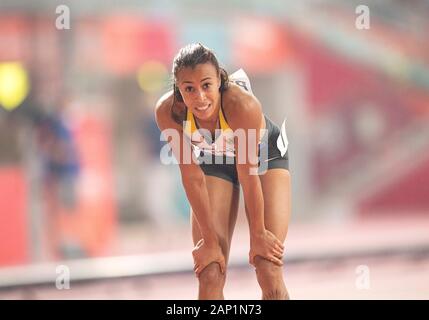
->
xmin=154 ymin=93 xmax=218 ymax=245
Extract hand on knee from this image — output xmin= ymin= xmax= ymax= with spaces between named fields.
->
xmin=192 ymin=238 xmax=227 ymax=276
xmin=254 ymin=256 xmax=283 ymax=279
xmin=198 ymin=261 xmax=226 ymax=289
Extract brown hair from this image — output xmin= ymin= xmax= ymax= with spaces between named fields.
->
xmin=170 ymin=43 xmax=229 ymax=123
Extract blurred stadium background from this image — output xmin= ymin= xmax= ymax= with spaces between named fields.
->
xmin=0 ymin=0 xmax=428 ymax=299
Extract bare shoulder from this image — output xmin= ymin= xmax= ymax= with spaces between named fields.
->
xmin=154 ymin=90 xmax=174 ymax=119
xmin=154 ymin=91 xmax=178 ymax=128
xmin=223 ymin=83 xmax=262 ymax=128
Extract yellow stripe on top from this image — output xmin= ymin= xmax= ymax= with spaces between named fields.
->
xmin=219 ymin=105 xmax=232 ymax=131
xmin=184 ymin=108 xmax=198 ymax=136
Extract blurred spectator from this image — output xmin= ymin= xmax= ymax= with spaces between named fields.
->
xmin=34 ymin=106 xmax=82 ymax=260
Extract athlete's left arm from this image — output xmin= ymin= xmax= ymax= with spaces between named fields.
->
xmin=228 ymin=92 xmax=284 ymax=266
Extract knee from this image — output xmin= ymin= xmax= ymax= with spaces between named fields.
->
xmin=254 ymin=256 xmax=289 ymax=299
xmin=254 ymin=256 xmax=283 ymax=280
xmin=198 ymin=262 xmax=226 ymax=288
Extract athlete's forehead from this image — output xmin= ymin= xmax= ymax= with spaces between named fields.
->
xmin=177 ymin=63 xmax=218 ymax=84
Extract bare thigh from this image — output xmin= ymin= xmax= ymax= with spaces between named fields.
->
xmin=191 ymin=175 xmax=240 ymax=263
xmin=245 ymin=169 xmax=291 ymax=242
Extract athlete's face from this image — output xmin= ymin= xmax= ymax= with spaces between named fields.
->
xmin=176 ymin=63 xmax=221 ymax=121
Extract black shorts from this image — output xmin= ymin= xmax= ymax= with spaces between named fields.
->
xmin=198 ymin=115 xmax=289 ymax=186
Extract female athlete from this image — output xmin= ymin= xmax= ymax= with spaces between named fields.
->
xmin=155 ymin=43 xmax=291 ymax=300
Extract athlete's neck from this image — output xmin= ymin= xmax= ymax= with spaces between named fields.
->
xmin=194 ymin=99 xmax=221 ymax=129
